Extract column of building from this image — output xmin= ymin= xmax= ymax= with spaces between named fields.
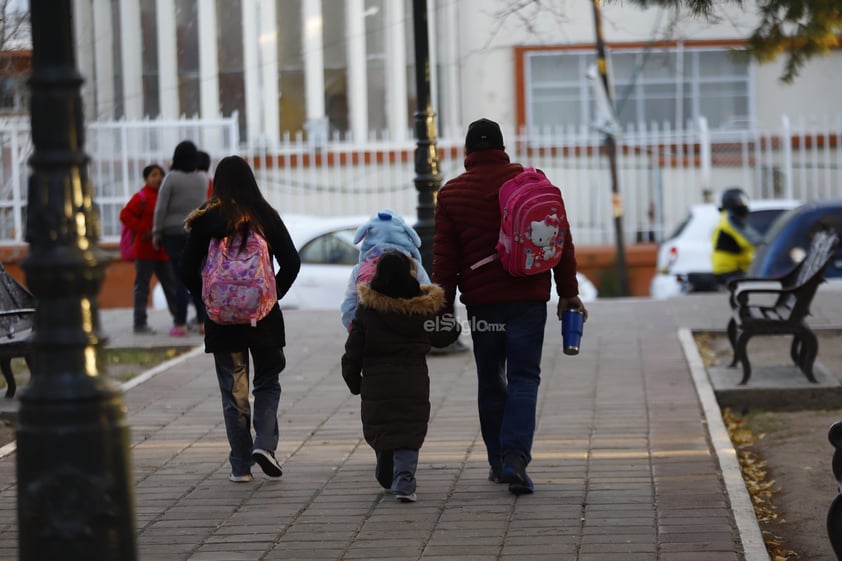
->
xmin=120 ymin=0 xmax=143 ymax=120
xmin=92 ymin=0 xmax=115 ymax=120
xmin=73 ymin=1 xmax=96 ymax=122
xmin=259 ymin=0 xmax=280 ymax=146
xmin=72 ymin=0 xmax=438 ymax=147
xmin=345 ymin=0 xmax=368 ymax=143
xmin=155 ymin=0 xmax=178 ymax=120
xmin=302 ymin=0 xmax=327 ymax=144
xmin=385 ymin=0 xmax=408 ymax=142
xmin=198 ymin=0 xmax=220 ymax=129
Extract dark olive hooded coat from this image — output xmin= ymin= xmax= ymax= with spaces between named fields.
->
xmin=341 ymin=283 xmax=457 ymax=452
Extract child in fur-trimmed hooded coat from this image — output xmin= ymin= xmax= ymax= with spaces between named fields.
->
xmin=341 ymin=251 xmax=458 ymax=502
xmin=340 ymin=209 xmax=430 ymax=330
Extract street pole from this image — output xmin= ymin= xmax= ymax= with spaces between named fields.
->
xmin=17 ymin=2 xmax=137 ymax=560
xmin=411 ymin=0 xmax=441 ymax=274
xmin=591 ymin=0 xmax=630 ymax=297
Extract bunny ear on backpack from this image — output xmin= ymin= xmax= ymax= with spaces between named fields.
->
xmin=353 ymin=222 xmax=370 ymax=245
xmin=401 ymin=222 xmax=422 ymax=248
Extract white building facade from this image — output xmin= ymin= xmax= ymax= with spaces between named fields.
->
xmin=0 ymin=0 xmax=832 ymax=245
xmin=71 ymin=0 xmax=842 ymax=145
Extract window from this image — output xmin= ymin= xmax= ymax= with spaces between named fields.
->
xmin=277 ymin=0 xmax=305 ymax=135
xmin=323 ymin=1 xmax=348 ymax=135
xmin=140 ymin=0 xmax=160 ymax=118
xmin=218 ymin=0 xmax=245 ymax=139
xmin=523 ymin=45 xmax=752 ymax=133
xmin=365 ymin=0 xmax=386 ymax=133
xmin=176 ymin=0 xmax=200 ymax=117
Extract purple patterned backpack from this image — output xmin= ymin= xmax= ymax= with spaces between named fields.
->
xmin=201 ymin=230 xmax=276 ymax=327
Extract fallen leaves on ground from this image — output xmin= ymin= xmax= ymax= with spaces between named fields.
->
xmin=722 ymin=408 xmax=799 ymax=561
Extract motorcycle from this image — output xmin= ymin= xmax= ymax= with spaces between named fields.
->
xmin=680 ymin=272 xmax=727 ymax=294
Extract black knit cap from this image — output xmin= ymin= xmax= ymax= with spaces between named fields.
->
xmin=370 ymin=251 xmax=422 ymax=299
xmin=465 ymin=118 xmax=505 ymax=154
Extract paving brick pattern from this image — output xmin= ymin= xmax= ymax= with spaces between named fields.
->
xmin=1 ymin=288 xmax=841 ymax=560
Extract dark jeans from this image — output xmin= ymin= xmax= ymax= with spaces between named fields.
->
xmin=391 ymin=448 xmax=419 ymax=495
xmin=133 ymin=258 xmax=178 ymax=328
xmin=466 ymin=300 xmax=546 ymax=469
xmin=213 ymin=348 xmax=286 ymax=476
xmin=163 ymin=233 xmax=206 ymax=326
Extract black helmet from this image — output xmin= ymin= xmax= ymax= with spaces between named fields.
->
xmin=720 ymin=187 xmax=749 ymax=217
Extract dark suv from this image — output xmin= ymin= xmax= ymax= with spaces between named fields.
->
xmin=749 ymin=200 xmax=842 ymax=281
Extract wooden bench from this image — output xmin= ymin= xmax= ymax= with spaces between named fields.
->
xmin=725 ymin=229 xmax=840 ymax=385
xmin=0 ymin=263 xmax=35 ymax=398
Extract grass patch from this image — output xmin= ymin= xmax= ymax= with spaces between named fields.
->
xmin=744 ymin=410 xmax=789 ymax=436
xmin=722 ymin=408 xmax=798 ymax=560
xmin=1 ymin=347 xmax=191 ymax=389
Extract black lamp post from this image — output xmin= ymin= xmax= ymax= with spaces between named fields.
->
xmin=411 ymin=0 xmax=441 ymax=273
xmin=17 ymin=2 xmax=137 ymax=560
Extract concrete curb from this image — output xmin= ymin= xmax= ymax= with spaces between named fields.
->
xmin=679 ymin=327 xmax=771 ymax=561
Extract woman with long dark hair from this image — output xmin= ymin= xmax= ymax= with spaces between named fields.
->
xmin=180 ymin=155 xmax=301 ymax=482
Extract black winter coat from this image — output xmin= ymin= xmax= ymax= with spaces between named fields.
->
xmin=341 ymin=283 xmax=457 ymax=452
xmin=180 ymin=203 xmax=301 ymax=352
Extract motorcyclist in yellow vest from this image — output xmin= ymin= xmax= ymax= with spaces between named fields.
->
xmin=711 ymin=188 xmax=763 ymax=286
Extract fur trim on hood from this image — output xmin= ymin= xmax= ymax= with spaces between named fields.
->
xmin=358 ymin=283 xmax=445 ymax=316
xmin=184 ymin=198 xmax=220 ymax=231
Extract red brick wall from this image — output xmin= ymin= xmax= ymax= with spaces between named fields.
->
xmin=1 ymin=242 xmax=658 ymax=305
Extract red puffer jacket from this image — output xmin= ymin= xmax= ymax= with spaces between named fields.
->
xmin=432 ymin=149 xmax=579 ymax=311
xmin=119 ymin=185 xmax=169 ymax=261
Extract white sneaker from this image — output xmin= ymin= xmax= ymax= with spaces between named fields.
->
xmin=395 ymin=492 xmax=417 ymax=503
xmin=228 ymin=473 xmax=253 ymax=483
xmin=252 ymin=448 xmax=283 ymax=477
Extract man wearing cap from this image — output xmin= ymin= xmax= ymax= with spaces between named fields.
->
xmin=432 ymin=118 xmax=587 ymax=495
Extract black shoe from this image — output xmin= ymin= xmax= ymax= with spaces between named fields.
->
xmin=500 ymin=453 xmax=534 ymax=495
xmin=252 ymin=448 xmax=283 ymax=478
xmin=375 ymin=450 xmax=394 ymax=489
xmin=488 ymin=465 xmax=504 ymax=483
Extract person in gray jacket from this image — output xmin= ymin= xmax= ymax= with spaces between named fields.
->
xmin=153 ymin=140 xmax=209 ymax=336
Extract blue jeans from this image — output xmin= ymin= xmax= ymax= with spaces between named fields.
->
xmin=467 ymin=301 xmax=546 ymax=469
xmin=214 ymin=348 xmax=285 ymax=476
xmin=391 ymin=448 xmax=419 ymax=495
xmin=133 ymin=258 xmax=178 ymax=327
xmin=163 ymin=234 xmax=206 ymax=326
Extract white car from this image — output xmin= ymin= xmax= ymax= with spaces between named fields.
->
xmin=155 ymin=214 xmax=598 ymax=310
xmin=649 ymin=199 xmax=801 ymax=299
xmin=280 ymin=214 xmax=598 ymax=309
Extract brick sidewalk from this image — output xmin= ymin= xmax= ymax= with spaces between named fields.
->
xmin=1 ymin=290 xmax=841 ymax=560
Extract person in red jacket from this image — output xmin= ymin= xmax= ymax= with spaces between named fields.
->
xmin=432 ymin=118 xmax=588 ymax=495
xmin=119 ymin=164 xmax=178 ymax=334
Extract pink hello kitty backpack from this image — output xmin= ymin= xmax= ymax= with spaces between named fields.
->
xmin=201 ymin=229 xmax=277 ymax=327
xmin=471 ymin=166 xmax=568 ymax=277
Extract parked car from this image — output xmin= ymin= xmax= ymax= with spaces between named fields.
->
xmin=279 ymin=214 xmax=598 ymax=309
xmin=156 ymin=214 xmax=598 ymax=310
xmin=748 ymin=200 xmax=842 ymax=283
xmin=649 ymin=198 xmax=802 ymax=299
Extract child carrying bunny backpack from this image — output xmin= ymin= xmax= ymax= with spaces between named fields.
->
xmin=340 ymin=209 xmax=431 ymax=330
xmin=341 ymin=251 xmax=459 ymax=502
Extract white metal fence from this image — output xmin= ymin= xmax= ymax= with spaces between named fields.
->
xmin=1 ymin=114 xmax=841 ymax=246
